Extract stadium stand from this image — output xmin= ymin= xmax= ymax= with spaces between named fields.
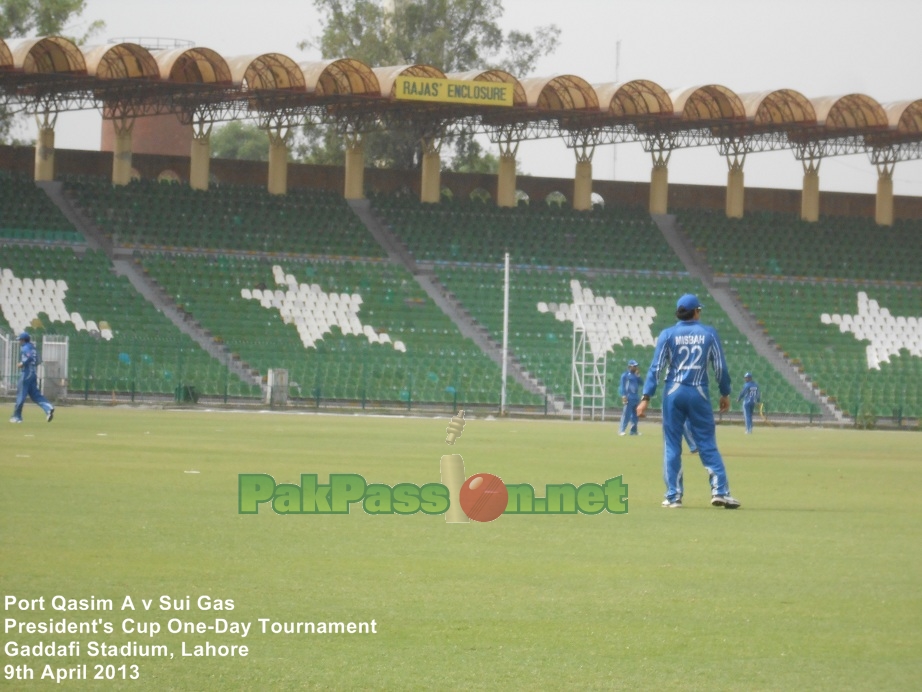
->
xmin=437 ymin=265 xmax=814 ymax=414
xmin=65 ymin=177 xmax=384 ymax=257
xmin=679 ymin=209 xmax=922 ymax=282
xmin=677 ymin=208 xmax=922 ymax=420
xmin=138 ymin=253 xmax=543 ymax=407
xmin=0 ymin=171 xmax=85 ymax=244
xmin=0 ymin=245 xmax=258 ymax=398
xmin=732 ymin=279 xmax=921 ymax=418
xmin=1 ymin=172 xmax=917 ymax=422
xmin=371 ymin=193 xmax=685 ymax=272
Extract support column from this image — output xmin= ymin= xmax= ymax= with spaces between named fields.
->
xmin=496 ymin=140 xmax=518 ymax=208
xmin=573 ymin=160 xmax=593 ymax=211
xmin=726 ymin=166 xmax=745 ymax=218
xmin=724 ymin=142 xmax=746 ymax=218
xmin=267 ymin=138 xmax=288 ymax=195
xmin=796 ymin=143 xmax=822 ymax=223
xmin=801 ymin=161 xmax=820 ymax=223
xmin=190 ymin=119 xmax=212 ymax=191
xmin=420 ymin=137 xmax=441 ymax=204
xmin=344 ymin=132 xmax=365 ymax=200
xmin=566 ymin=135 xmax=597 ymax=211
xmin=875 ymin=161 xmax=895 ymax=227
xmin=649 ymin=149 xmax=670 ymax=215
xmin=267 ymin=127 xmax=289 ymax=196
xmin=34 ymin=111 xmax=57 ymax=182
xmin=111 ymin=117 xmax=135 ymax=186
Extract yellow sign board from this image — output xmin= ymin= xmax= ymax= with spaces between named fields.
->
xmin=395 ymin=76 xmax=513 ymax=107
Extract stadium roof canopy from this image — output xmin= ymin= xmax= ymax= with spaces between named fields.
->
xmin=1 ymin=35 xmax=920 ymax=160
xmin=84 ymin=42 xmax=160 ymax=80
xmin=1 ymin=36 xmax=14 ymax=71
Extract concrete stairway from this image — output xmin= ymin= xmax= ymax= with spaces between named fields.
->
xmin=652 ymin=213 xmax=843 ymax=423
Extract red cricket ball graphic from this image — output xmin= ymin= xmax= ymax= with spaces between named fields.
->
xmin=459 ymin=473 xmax=508 ymax=522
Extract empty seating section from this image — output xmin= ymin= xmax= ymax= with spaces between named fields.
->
xmin=0 ymin=245 xmax=257 ymax=397
xmin=65 ymin=178 xmax=384 ymax=257
xmin=734 ymin=280 xmax=922 ymax=418
xmin=0 ymin=172 xmax=84 ymax=243
xmin=438 ymin=267 xmax=812 ymax=413
xmin=679 ymin=209 xmax=922 ymax=282
xmin=139 ymin=254 xmax=542 ymax=406
xmin=3 ymin=175 xmax=917 ymax=416
xmin=679 ymin=210 xmax=922 ymax=418
xmin=372 ymin=195 xmax=684 ymax=271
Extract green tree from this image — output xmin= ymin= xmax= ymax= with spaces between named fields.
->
xmin=1 ymin=0 xmax=103 ymax=39
xmin=292 ymin=122 xmax=347 ymax=166
xmin=446 ymin=135 xmax=499 ymax=174
xmin=210 ymin=121 xmax=270 ymax=161
xmin=1 ymin=0 xmax=104 ymax=143
xmin=297 ymin=0 xmax=558 ymax=170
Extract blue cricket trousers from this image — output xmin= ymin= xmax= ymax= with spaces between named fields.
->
xmin=662 ymin=383 xmax=730 ymax=501
xmin=13 ymin=372 xmax=53 ymax=419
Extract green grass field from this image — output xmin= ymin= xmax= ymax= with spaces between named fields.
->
xmin=2 ymin=407 xmax=920 ymax=690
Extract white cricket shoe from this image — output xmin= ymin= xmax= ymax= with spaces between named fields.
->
xmin=711 ymin=495 xmax=741 ymax=509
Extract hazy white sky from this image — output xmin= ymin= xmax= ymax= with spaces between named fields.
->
xmin=27 ymin=0 xmax=922 ymax=195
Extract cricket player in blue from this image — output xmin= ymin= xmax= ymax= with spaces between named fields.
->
xmin=636 ymin=294 xmax=740 ymax=509
xmin=737 ymin=372 xmax=761 ymax=434
xmin=10 ymin=332 xmax=55 ymax=424
xmin=618 ymin=359 xmax=642 ymax=436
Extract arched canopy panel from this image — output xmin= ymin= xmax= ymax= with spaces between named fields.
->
xmin=521 ymin=75 xmax=598 ymax=111
xmin=0 ymin=38 xmax=13 ymax=71
xmin=154 ymin=46 xmax=231 ymax=84
xmin=12 ymin=36 xmax=85 ymax=74
xmin=227 ymin=53 xmax=305 ymax=91
xmin=373 ymin=64 xmax=445 ymax=99
xmin=812 ymin=94 xmax=887 ymax=130
xmin=671 ymin=84 xmax=744 ymax=121
xmin=83 ymin=42 xmax=159 ymax=80
xmin=448 ymin=69 xmax=527 ymax=107
xmin=302 ymin=58 xmax=380 ymax=96
xmin=594 ymin=80 xmax=672 ymax=118
xmin=884 ymin=99 xmax=922 ymax=134
xmin=740 ymin=89 xmax=816 ymax=126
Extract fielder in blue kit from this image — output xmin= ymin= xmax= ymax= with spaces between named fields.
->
xmin=618 ymin=359 xmax=642 ymax=435
xmin=737 ymin=372 xmax=761 ymax=434
xmin=10 ymin=332 xmax=55 ymax=424
xmin=635 ymin=294 xmax=740 ymax=509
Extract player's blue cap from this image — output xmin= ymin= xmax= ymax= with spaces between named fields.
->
xmin=627 ymin=359 xmax=638 ymax=367
xmin=18 ymin=332 xmax=30 ymax=342
xmin=744 ymin=372 xmax=752 ymax=378
xmin=676 ymin=293 xmax=702 ymax=311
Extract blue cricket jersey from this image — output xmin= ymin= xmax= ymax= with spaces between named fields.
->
xmin=642 ymin=319 xmax=731 ymax=398
xmin=738 ymin=380 xmax=761 ymax=404
xmin=20 ymin=341 xmax=40 ymax=378
xmin=619 ymin=370 xmax=641 ymax=403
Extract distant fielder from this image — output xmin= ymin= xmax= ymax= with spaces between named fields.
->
xmin=737 ymin=372 xmax=761 ymax=434
xmin=618 ymin=359 xmax=642 ymax=436
xmin=10 ymin=332 xmax=55 ymax=424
